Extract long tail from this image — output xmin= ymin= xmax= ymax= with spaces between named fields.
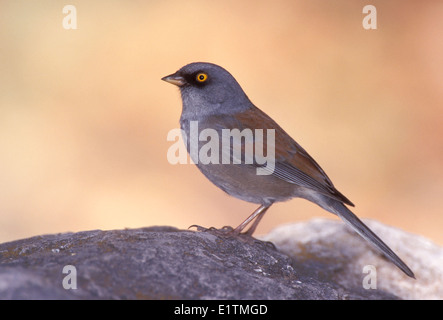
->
xmin=329 ymin=200 xmax=415 ymax=278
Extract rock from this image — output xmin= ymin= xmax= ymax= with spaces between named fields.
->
xmin=261 ymin=218 xmax=443 ymax=300
xmin=1 ymin=219 xmax=437 ymax=300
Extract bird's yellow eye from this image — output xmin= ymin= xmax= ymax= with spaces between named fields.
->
xmin=196 ymin=73 xmax=208 ymax=83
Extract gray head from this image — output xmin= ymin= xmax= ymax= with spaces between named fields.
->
xmin=162 ymin=62 xmax=253 ymax=119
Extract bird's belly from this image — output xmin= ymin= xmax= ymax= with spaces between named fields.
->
xmin=195 ymin=163 xmax=296 ymax=205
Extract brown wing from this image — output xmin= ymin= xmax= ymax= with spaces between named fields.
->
xmin=212 ymin=106 xmax=354 ymax=206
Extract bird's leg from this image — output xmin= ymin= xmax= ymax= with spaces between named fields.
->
xmin=243 ymin=205 xmax=271 ymax=236
xmin=232 ymin=204 xmax=272 ymax=236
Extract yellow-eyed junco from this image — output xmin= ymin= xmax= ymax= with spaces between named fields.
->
xmin=162 ymin=62 xmax=414 ymax=278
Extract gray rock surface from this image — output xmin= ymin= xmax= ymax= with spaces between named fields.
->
xmin=261 ymin=219 xmax=443 ymax=300
xmin=1 ymin=219 xmax=438 ymax=300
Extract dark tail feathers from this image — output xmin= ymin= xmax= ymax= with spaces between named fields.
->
xmin=330 ymin=201 xmax=415 ymax=278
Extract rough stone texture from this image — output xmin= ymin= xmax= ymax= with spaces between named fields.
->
xmin=261 ymin=219 xmax=443 ymax=300
xmin=0 ymin=219 xmax=439 ymax=300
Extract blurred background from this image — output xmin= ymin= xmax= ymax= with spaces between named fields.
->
xmin=0 ymin=0 xmax=442 ymax=245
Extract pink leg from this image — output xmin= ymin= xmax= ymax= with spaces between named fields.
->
xmin=232 ymin=204 xmax=272 ymax=236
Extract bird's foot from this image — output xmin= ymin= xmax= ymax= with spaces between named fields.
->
xmin=188 ymin=224 xmax=235 ymax=235
xmin=188 ymin=224 xmax=275 ymax=248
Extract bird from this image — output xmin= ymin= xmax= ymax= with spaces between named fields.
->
xmin=162 ymin=62 xmax=415 ymax=278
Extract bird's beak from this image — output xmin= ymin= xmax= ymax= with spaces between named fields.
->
xmin=161 ymin=73 xmax=186 ymax=87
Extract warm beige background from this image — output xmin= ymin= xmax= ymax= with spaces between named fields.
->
xmin=1 ymin=1 xmax=442 ymax=245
